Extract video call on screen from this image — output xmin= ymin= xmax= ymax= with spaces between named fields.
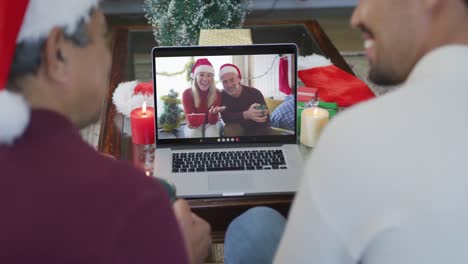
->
xmin=155 ymin=54 xmax=296 ymax=140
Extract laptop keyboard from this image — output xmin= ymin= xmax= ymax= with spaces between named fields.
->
xmin=172 ymin=150 xmax=287 ymax=173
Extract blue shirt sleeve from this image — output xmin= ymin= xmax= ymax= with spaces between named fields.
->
xmin=271 ymin=95 xmax=295 ymax=131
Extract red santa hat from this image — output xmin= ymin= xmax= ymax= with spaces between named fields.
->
xmin=112 ymin=81 xmax=154 ymax=117
xmin=190 ymin=58 xmax=215 ymax=79
xmin=298 ymin=54 xmax=375 ymax=107
xmin=219 ymin=63 xmax=242 ymax=80
xmin=0 ymin=0 xmax=100 ymax=145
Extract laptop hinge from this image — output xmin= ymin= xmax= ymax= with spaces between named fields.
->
xmin=170 ymin=143 xmax=283 ymax=150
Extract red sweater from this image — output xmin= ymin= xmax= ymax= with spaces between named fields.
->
xmin=0 ymin=110 xmax=189 ymax=264
xmin=182 ymin=88 xmax=222 ymax=125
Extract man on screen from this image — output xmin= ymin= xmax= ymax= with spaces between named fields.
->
xmin=219 ymin=63 xmax=272 ymax=136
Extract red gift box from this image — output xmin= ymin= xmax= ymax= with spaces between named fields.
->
xmin=297 ymin=86 xmax=318 ymax=103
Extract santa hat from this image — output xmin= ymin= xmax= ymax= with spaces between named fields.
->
xmin=112 ymin=81 xmax=155 ymax=117
xmin=219 ymin=63 xmax=242 ymax=80
xmin=190 ymin=58 xmax=215 ymax=79
xmin=0 ymin=0 xmax=100 ymax=145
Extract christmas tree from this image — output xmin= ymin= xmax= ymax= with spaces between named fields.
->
xmin=158 ymin=89 xmax=184 ymax=132
xmin=144 ymin=0 xmax=252 ymax=46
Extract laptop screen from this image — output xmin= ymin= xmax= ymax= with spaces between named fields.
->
xmin=152 ymin=44 xmax=297 ymax=147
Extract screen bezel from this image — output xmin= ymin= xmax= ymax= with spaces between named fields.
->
xmin=152 ymin=44 xmax=298 ymax=148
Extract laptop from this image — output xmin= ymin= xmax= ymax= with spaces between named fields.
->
xmin=152 ymin=44 xmax=302 ymax=198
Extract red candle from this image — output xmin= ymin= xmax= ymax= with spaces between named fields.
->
xmin=130 ymin=102 xmax=155 ymax=144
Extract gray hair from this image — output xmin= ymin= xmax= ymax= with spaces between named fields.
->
xmin=8 ymin=12 xmax=92 ymax=85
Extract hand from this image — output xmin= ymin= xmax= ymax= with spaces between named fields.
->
xmin=243 ymin=103 xmax=269 ymax=123
xmin=208 ymin=106 xmax=226 ymax=115
xmin=173 ymin=199 xmax=212 ymax=264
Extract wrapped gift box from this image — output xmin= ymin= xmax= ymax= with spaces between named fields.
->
xmin=297 ymin=86 xmax=318 ymax=102
xmin=198 ymin=29 xmax=253 ymax=46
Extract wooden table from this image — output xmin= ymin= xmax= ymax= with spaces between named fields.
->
xmin=98 ymin=20 xmax=353 ymax=241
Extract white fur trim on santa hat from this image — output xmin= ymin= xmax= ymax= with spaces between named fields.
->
xmin=17 ymin=0 xmax=100 ymax=43
xmin=298 ymin=54 xmax=333 ymax=71
xmin=112 ymin=81 xmax=154 ymax=117
xmin=190 ymin=65 xmax=215 ymax=79
xmin=0 ymin=90 xmax=30 ymax=145
xmin=219 ymin=66 xmax=240 ymax=80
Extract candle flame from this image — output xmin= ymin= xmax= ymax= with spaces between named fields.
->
xmin=312 ymin=107 xmax=319 ymax=115
xmin=142 ymin=101 xmax=147 ymax=113
xmin=145 ymin=171 xmax=150 ymax=177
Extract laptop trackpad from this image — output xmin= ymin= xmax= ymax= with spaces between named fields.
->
xmin=208 ymin=173 xmax=253 ymax=192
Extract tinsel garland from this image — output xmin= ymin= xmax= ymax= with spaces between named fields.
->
xmin=156 ymin=57 xmax=195 ymax=81
xmin=143 ymin=0 xmax=252 ymax=46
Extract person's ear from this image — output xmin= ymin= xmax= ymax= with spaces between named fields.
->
xmin=42 ymin=27 xmax=71 ymax=84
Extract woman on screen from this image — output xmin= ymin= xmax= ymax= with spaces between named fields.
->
xmin=182 ymin=58 xmax=225 ymax=138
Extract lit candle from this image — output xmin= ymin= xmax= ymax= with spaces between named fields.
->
xmin=130 ymin=102 xmax=155 ymax=144
xmin=300 ymin=107 xmax=329 ymax=147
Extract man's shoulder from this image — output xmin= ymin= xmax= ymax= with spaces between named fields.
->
xmin=19 ymin=117 xmax=163 ymax=199
xmin=325 ymin=90 xmax=404 ymax=138
xmin=61 ymin=153 xmax=169 ymax=217
xmin=2 ymin=134 xmax=167 ymax=211
xmin=241 ymin=85 xmax=264 ymax=98
xmin=242 ymin=85 xmax=261 ymax=93
xmin=308 ymin=91 xmax=408 ymax=180
xmin=93 ymin=155 xmax=163 ymax=194
xmin=59 ymin=144 xmax=160 ymax=196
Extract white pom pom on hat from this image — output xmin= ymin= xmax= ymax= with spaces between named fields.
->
xmin=0 ymin=91 xmax=30 ymax=145
xmin=297 ymin=54 xmax=333 ymax=70
xmin=0 ymin=0 xmax=100 ymax=145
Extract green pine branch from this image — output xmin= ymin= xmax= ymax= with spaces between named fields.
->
xmin=143 ymin=0 xmax=252 ymax=46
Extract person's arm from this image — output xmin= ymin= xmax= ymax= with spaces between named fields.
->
xmin=207 ymin=91 xmax=222 ymax=124
xmin=252 ymin=88 xmax=271 ymax=124
xmin=239 ymin=88 xmax=270 ymax=124
xmin=274 ymin=180 xmax=355 ymax=264
xmin=270 ymin=96 xmax=295 ymax=130
xmin=221 ymin=110 xmax=244 ymax=123
xmin=207 ymin=112 xmax=218 ymax=124
xmin=241 ymin=103 xmax=269 ymax=123
xmin=182 ymin=89 xmax=198 ymax=128
xmin=275 ymin=113 xmax=369 ymax=264
xmin=173 ymin=199 xmax=212 ymax=264
xmin=102 ymin=191 xmax=190 ymax=264
xmin=253 ymin=87 xmax=268 ymax=107
xmin=182 ymin=89 xmax=195 ymax=116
